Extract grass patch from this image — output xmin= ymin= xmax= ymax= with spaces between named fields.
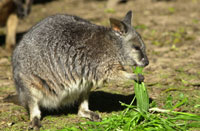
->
xmin=145 ymin=27 xmax=195 ymax=47
xmin=54 ymin=67 xmax=200 ymax=131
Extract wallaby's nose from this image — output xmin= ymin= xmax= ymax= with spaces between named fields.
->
xmin=144 ymin=59 xmax=149 ymax=66
xmin=142 ymin=58 xmax=149 ymax=67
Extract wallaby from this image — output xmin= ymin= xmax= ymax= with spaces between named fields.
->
xmin=12 ymin=11 xmax=149 ymax=130
xmin=0 ymin=0 xmax=33 ymax=51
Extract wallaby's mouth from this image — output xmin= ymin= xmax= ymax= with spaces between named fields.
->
xmin=135 ymin=58 xmax=149 ymax=67
xmin=122 ymin=60 xmax=149 ymax=73
xmin=122 ymin=66 xmax=134 ymax=73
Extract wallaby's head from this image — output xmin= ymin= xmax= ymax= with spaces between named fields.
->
xmin=110 ymin=11 xmax=149 ymax=67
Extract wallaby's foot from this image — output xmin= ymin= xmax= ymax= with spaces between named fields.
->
xmin=78 ymin=110 xmax=102 ymax=122
xmin=78 ymin=96 xmax=102 ymax=122
xmin=28 ymin=100 xmax=41 ymax=131
xmin=29 ymin=117 xmax=41 ymax=131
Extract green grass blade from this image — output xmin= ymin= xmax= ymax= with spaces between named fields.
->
xmin=133 ymin=67 xmax=149 ymax=112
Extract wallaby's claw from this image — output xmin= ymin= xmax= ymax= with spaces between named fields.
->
xmin=89 ymin=111 xmax=102 ymax=122
xmin=29 ymin=117 xmax=41 ymax=131
xmin=136 ymin=74 xmax=144 ymax=83
xmin=78 ymin=110 xmax=102 ymax=122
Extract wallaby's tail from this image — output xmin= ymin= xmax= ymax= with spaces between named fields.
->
xmin=3 ymin=94 xmax=20 ymax=105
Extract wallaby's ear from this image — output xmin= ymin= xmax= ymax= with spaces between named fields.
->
xmin=123 ymin=10 xmax=132 ymax=25
xmin=110 ymin=18 xmax=128 ymax=34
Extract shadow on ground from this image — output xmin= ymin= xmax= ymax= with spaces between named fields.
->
xmin=89 ymin=91 xmax=136 ymax=112
xmin=33 ymin=0 xmax=55 ymax=4
xmin=0 ymin=32 xmax=26 ymax=46
xmin=4 ymin=91 xmax=139 ymax=118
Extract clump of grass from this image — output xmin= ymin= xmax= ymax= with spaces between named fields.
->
xmin=104 ymin=8 xmax=116 ymax=13
xmin=147 ymin=27 xmax=195 ymax=47
xmin=168 ymin=7 xmax=175 ymax=14
xmin=133 ymin=67 xmax=149 ymax=112
xmin=55 ymin=67 xmax=200 ymax=131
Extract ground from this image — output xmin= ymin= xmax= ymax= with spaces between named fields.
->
xmin=0 ymin=0 xmax=200 ymax=130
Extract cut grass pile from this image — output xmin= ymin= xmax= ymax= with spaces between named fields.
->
xmin=45 ymin=67 xmax=200 ymax=131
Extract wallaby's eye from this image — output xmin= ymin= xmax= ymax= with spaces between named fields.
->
xmin=130 ymin=32 xmax=143 ymax=50
xmin=131 ymin=38 xmax=141 ymax=50
xmin=134 ymin=46 xmax=140 ymax=51
xmin=131 ymin=43 xmax=140 ymax=51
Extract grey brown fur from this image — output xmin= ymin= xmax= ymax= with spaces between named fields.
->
xmin=12 ymin=11 xmax=149 ymax=130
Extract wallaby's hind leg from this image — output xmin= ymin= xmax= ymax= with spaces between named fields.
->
xmin=78 ymin=92 xmax=102 ymax=122
xmin=28 ymin=101 xmax=41 ymax=130
xmin=5 ymin=13 xmax=18 ymax=51
xmin=14 ymin=73 xmax=42 ymax=130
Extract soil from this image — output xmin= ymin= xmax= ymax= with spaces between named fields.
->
xmin=0 ymin=0 xmax=200 ymax=130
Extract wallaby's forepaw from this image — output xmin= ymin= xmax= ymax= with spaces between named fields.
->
xmin=78 ymin=110 xmax=102 ymax=122
xmin=135 ymin=74 xmax=144 ymax=83
xmin=119 ymin=71 xmax=144 ymax=83
xmin=29 ymin=117 xmax=41 ymax=131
